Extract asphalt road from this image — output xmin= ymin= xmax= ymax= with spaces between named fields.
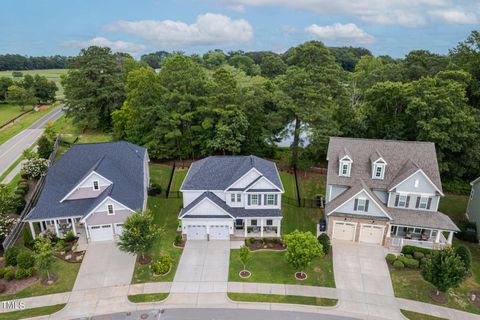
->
xmin=90 ymin=308 xmax=358 ymax=320
xmin=0 ymin=106 xmax=64 ymax=177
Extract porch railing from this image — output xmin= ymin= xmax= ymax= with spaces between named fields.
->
xmin=390 ymin=236 xmax=448 ymax=250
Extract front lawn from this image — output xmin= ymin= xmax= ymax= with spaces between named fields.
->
xmin=228 ymin=292 xmax=337 ymax=307
xmin=131 ymin=197 xmax=183 ymax=284
xmin=229 ymin=250 xmax=335 ymax=287
xmin=439 ymin=194 xmax=469 ymax=225
xmin=128 ymin=293 xmax=169 ymax=303
xmin=0 ymin=303 xmax=65 ymax=320
xmin=0 ymin=257 xmax=81 ymax=301
xmin=400 ymin=310 xmax=447 ymax=320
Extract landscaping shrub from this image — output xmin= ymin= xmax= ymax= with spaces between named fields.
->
xmin=405 ymin=254 xmax=413 ymax=259
xmin=23 ymin=226 xmax=34 ymax=246
xmin=455 ymin=245 xmax=472 ymax=270
xmin=248 ymin=238 xmax=256 ymax=245
xmin=0 ymin=268 xmax=6 ymax=278
xmin=15 ymin=268 xmax=28 ymax=280
xmin=401 ymin=245 xmax=433 ymax=255
xmin=393 ymin=260 xmax=405 ymax=269
xmin=262 ymin=238 xmax=268 ymax=245
xmin=152 ymin=253 xmax=173 ymax=275
xmin=386 ymin=253 xmax=397 ymax=265
xmin=413 ymin=252 xmax=425 ymax=260
xmin=420 ymin=257 xmax=428 ymax=266
xmin=13 ymin=194 xmax=26 ymax=213
xmin=15 ymin=188 xmax=26 ymax=196
xmin=317 ymin=233 xmax=330 ymax=255
xmin=148 ymin=183 xmax=162 ymax=196
xmin=25 ymin=267 xmax=36 ymax=278
xmin=4 ymin=270 xmax=15 ymax=281
xmin=56 ymin=240 xmax=68 ymax=252
xmin=403 ymin=258 xmax=420 ymax=269
xmin=65 ymin=231 xmax=76 ymax=242
xmin=17 ymin=250 xmax=35 ymax=269
xmin=174 ymin=234 xmax=183 ymax=246
xmin=5 ymin=247 xmax=20 ymax=266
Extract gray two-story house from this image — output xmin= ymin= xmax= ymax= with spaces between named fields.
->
xmin=467 ymin=177 xmax=480 ymax=241
xmin=325 ymin=137 xmax=459 ymax=249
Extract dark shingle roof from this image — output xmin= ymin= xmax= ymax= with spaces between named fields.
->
xmin=181 ymin=156 xmax=283 ymax=191
xmin=327 ymin=137 xmax=442 ymax=193
xmin=180 ymin=192 xmax=282 ymax=218
xmin=388 ymin=208 xmax=460 ymax=231
xmin=25 ymin=141 xmax=147 ymax=221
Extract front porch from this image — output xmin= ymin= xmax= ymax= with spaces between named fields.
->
xmin=233 ymin=217 xmax=281 ymax=238
xmin=27 ymin=217 xmax=88 ymax=251
xmin=387 ymin=224 xmax=453 ymax=250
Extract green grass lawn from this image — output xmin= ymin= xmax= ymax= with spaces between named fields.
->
xmin=50 ymin=116 xmax=113 ymax=144
xmin=127 ymin=293 xmax=169 ymax=303
xmin=0 ymin=304 xmax=66 ymax=320
xmin=228 ymin=293 xmax=337 ymax=307
xmin=0 ymin=257 xmax=81 ymax=301
xmin=150 ymin=163 xmax=173 ymax=191
xmin=279 ymin=171 xmax=296 ymax=199
xmin=0 ymin=105 xmax=60 ymax=145
xmin=297 ymin=174 xmax=326 ymax=200
xmin=131 ymin=197 xmax=183 ymax=284
xmin=400 ymin=310 xmax=447 ymax=320
xmin=170 ymin=169 xmax=188 ymax=192
xmin=229 ymin=250 xmax=335 ymax=287
xmin=0 ymin=69 xmax=68 ymax=99
xmin=439 ymin=194 xmax=469 ymax=225
xmin=0 ymin=104 xmax=33 ymax=124
xmin=282 ymin=204 xmax=323 ymax=234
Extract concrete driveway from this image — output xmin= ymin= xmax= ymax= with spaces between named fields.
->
xmin=332 ymin=240 xmax=403 ymax=320
xmin=171 ymin=240 xmax=230 ymax=293
xmin=73 ymin=241 xmax=136 ymax=291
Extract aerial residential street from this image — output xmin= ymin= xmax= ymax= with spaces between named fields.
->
xmin=0 ymin=106 xmax=63 ymax=176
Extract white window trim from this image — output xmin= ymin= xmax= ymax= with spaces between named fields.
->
xmin=357 ymin=198 xmax=367 ymax=212
xmin=339 ymin=161 xmax=351 ymax=177
xmin=373 ymin=164 xmax=385 ymax=180
xmin=250 ymin=194 xmax=260 ymax=206
xmin=418 ymin=196 xmax=429 ymax=209
xmin=107 ymin=204 xmax=115 ymax=215
xmin=231 ymin=194 xmax=236 ymax=202
xmin=93 ymin=180 xmax=100 ymax=191
xmin=236 ymin=194 xmax=241 ymax=202
xmin=397 ymin=195 xmax=407 ymax=208
xmin=470 ymin=189 xmax=475 ymax=201
xmin=266 ymin=194 xmax=276 ymax=205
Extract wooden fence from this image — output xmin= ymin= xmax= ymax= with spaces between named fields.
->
xmin=0 ymin=109 xmax=33 ymax=130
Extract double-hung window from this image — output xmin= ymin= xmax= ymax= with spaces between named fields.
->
xmin=93 ymin=180 xmax=99 ymax=191
xmin=266 ymin=194 xmax=277 ymax=206
xmin=250 ymin=194 xmax=260 ymax=205
xmin=396 ymin=194 xmax=409 ymax=208
xmin=418 ymin=197 xmax=428 ymax=209
xmin=231 ymin=194 xmax=242 ymax=203
xmin=355 ymin=198 xmax=368 ymax=212
xmin=107 ymin=204 xmax=114 ymax=215
xmin=236 ymin=194 xmax=241 ymax=202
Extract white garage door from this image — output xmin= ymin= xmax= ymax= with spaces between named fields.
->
xmin=187 ymin=225 xmax=207 ymax=240
xmin=209 ymin=225 xmax=230 ymax=240
xmin=89 ymin=224 xmax=114 ymax=242
xmin=332 ymin=221 xmax=356 ymax=241
xmin=114 ymin=223 xmax=124 ymax=236
xmin=359 ymin=224 xmax=384 ymax=244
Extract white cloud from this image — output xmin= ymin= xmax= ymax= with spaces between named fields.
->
xmin=220 ymin=0 xmax=475 ymax=27
xmin=429 ymin=9 xmax=478 ymax=24
xmin=306 ymin=23 xmax=374 ymax=44
xmin=64 ymin=37 xmax=146 ymax=55
xmin=105 ymin=13 xmax=253 ymax=47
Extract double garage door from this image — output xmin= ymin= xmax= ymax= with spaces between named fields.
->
xmin=186 ymin=225 xmax=229 ymax=240
xmin=88 ymin=223 xmax=124 ymax=242
xmin=332 ymin=221 xmax=384 ymax=245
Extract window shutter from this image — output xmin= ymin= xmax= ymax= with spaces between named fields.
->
xmin=258 ymin=194 xmax=262 ymax=205
xmin=354 ymin=199 xmax=358 ymax=211
xmin=406 ymin=196 xmax=410 ymax=207
xmin=248 ymin=195 xmax=251 ymax=206
xmin=264 ymin=194 xmax=267 ymax=205
xmin=274 ymin=194 xmax=278 ymax=205
xmin=395 ymin=195 xmax=399 ymax=206
xmin=415 ymin=197 xmax=420 ymax=209
xmin=427 ymin=197 xmax=432 ymax=209
xmin=365 ymin=200 xmax=369 ymax=211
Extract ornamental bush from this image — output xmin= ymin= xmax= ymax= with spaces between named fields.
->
xmin=174 ymin=234 xmax=183 ymax=245
xmin=5 ymin=246 xmax=20 ymax=266
xmin=152 ymin=253 xmax=173 ymax=275
xmin=4 ymin=270 xmax=15 ymax=281
xmin=404 ymin=258 xmax=420 ymax=269
xmin=393 ymin=260 xmax=405 ymax=269
xmin=413 ymin=252 xmax=425 ymax=260
xmin=317 ymin=233 xmax=331 ymax=255
xmin=401 ymin=245 xmax=433 ymax=255
xmin=0 ymin=268 xmax=6 ymax=278
xmin=25 ymin=267 xmax=36 ymax=278
xmin=148 ymin=183 xmax=162 ymax=196
xmin=17 ymin=250 xmax=36 ymax=269
xmin=15 ymin=268 xmax=28 ymax=279
xmin=386 ymin=253 xmax=397 ymax=265
xmin=21 ymin=158 xmax=50 ymax=180
xmin=455 ymin=245 xmax=472 ymax=270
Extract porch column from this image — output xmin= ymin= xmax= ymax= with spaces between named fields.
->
xmin=435 ymin=229 xmax=441 ymax=243
xmin=260 ymin=219 xmax=264 ymax=237
xmin=447 ymin=231 xmax=454 ymax=245
xmin=53 ymin=219 xmax=60 ymax=238
xmin=71 ymin=218 xmax=77 ymax=236
xmin=386 ymin=224 xmax=392 ymax=238
xmin=244 ymin=219 xmax=248 ymax=237
xmin=28 ymin=221 xmax=36 ymax=239
xmin=277 ymin=220 xmax=281 ymax=237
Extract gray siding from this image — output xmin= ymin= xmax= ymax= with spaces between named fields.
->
xmin=373 ymin=189 xmax=388 ymax=204
xmin=86 ymin=209 xmax=132 ymax=225
xmin=395 ymin=171 xmax=438 ymax=194
xmin=335 ymin=190 xmax=387 ymax=218
xmin=329 ymin=185 xmax=349 ymax=202
xmin=467 ymin=182 xmax=480 ymax=240
xmin=388 ymin=192 xmax=439 ymax=211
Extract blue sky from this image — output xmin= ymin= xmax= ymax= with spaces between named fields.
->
xmin=1 ymin=0 xmax=478 ymax=58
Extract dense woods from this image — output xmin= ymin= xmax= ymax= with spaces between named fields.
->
xmin=60 ymin=30 xmax=480 ymax=190
xmin=0 ymin=54 xmax=70 ymax=71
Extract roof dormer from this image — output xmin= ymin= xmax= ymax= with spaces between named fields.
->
xmin=372 ymin=157 xmax=387 ymax=180
xmin=339 ymin=155 xmax=352 ymax=177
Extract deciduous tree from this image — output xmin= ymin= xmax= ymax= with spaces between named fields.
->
xmin=283 ymin=231 xmax=323 ymax=278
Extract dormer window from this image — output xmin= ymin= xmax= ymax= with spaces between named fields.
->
xmin=373 ymin=164 xmax=385 ymax=179
xmin=339 ymin=156 xmax=352 ymax=177
xmin=107 ymin=204 xmax=114 ymax=215
xmin=93 ymin=180 xmax=99 ymax=191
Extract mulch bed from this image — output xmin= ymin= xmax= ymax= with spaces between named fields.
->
xmin=0 ymin=276 xmax=39 ymax=295
xmin=138 ymin=255 xmax=152 ymax=265
xmin=239 ymin=270 xmax=251 ymax=278
xmin=173 ymin=241 xmax=186 ymax=248
xmin=470 ymin=291 xmax=480 ymax=308
xmin=295 ymin=272 xmax=307 ymax=280
xmin=41 ymin=274 xmax=58 ymax=286
xmin=428 ymin=290 xmax=448 ymax=304
xmin=56 ymin=250 xmax=84 ymax=263
xmin=246 ymin=239 xmax=286 ymax=251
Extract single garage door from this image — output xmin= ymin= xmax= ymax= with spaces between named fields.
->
xmin=89 ymin=224 xmax=114 ymax=242
xmin=187 ymin=225 xmax=207 ymax=240
xmin=332 ymin=221 xmax=356 ymax=241
xmin=209 ymin=225 xmax=230 ymax=240
xmin=359 ymin=224 xmax=384 ymax=244
xmin=114 ymin=223 xmax=124 ymax=236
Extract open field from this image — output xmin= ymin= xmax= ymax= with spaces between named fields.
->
xmin=0 ymin=104 xmax=33 ymax=124
xmin=0 ymin=69 xmax=68 ymax=99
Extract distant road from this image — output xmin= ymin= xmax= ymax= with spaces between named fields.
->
xmin=0 ymin=106 xmax=64 ymax=177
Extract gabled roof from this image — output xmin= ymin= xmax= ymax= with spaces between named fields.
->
xmin=179 ymin=192 xmax=234 ymax=218
xmin=327 ymin=137 xmax=443 ymax=193
xmin=25 ymin=141 xmax=147 ymax=221
xmin=180 ymin=155 xmax=283 ymax=191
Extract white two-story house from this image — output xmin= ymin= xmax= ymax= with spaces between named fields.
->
xmin=325 ymin=137 xmax=459 ymax=249
xmin=179 ymin=155 xmax=284 ymax=240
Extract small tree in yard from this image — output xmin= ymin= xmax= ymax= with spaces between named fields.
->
xmin=421 ymin=248 xmax=468 ymax=297
xmin=284 ymin=231 xmax=323 ymax=279
xmin=34 ymin=236 xmax=56 ymax=281
xmin=455 ymin=245 xmax=472 ymax=271
xmin=117 ymin=210 xmax=159 ymax=263
xmin=239 ymin=245 xmax=251 ymax=272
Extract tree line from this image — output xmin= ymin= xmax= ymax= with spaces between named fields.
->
xmin=0 ymin=54 xmax=70 ymax=71
xmin=60 ymin=30 xmax=480 ymax=189
xmin=0 ymin=74 xmax=58 ymax=109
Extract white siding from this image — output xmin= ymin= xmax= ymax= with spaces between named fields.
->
xmin=78 ymin=172 xmax=111 ymax=189
xmin=228 ymin=169 xmax=261 ymax=189
xmin=247 ymin=177 xmax=278 ymax=190
xmin=184 ymin=199 xmax=229 ymax=217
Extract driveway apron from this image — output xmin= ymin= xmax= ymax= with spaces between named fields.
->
xmin=332 ymin=241 xmax=404 ymax=320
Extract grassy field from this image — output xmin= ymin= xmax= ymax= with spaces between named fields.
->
xmin=128 ymin=293 xmax=169 ymax=303
xmin=0 ymin=256 xmax=81 ymax=301
xmin=0 ymin=69 xmax=68 ymax=99
xmin=0 ymin=104 xmax=34 ymax=124
xmin=282 ymin=204 xmax=323 ymax=234
xmin=298 ymin=174 xmax=326 ymax=200
xmin=229 ymin=250 xmax=335 ymax=287
xmin=50 ymin=116 xmax=113 ymax=144
xmin=150 ymin=163 xmax=173 ymax=192
xmin=438 ymin=194 xmax=469 ymax=225
xmin=228 ymin=293 xmax=337 ymax=307
xmin=400 ymin=310 xmax=447 ymax=320
xmin=279 ymin=171 xmax=296 ymax=199
xmin=170 ymin=168 xmax=188 ymax=192
xmin=1 ymin=304 xmax=65 ymax=320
